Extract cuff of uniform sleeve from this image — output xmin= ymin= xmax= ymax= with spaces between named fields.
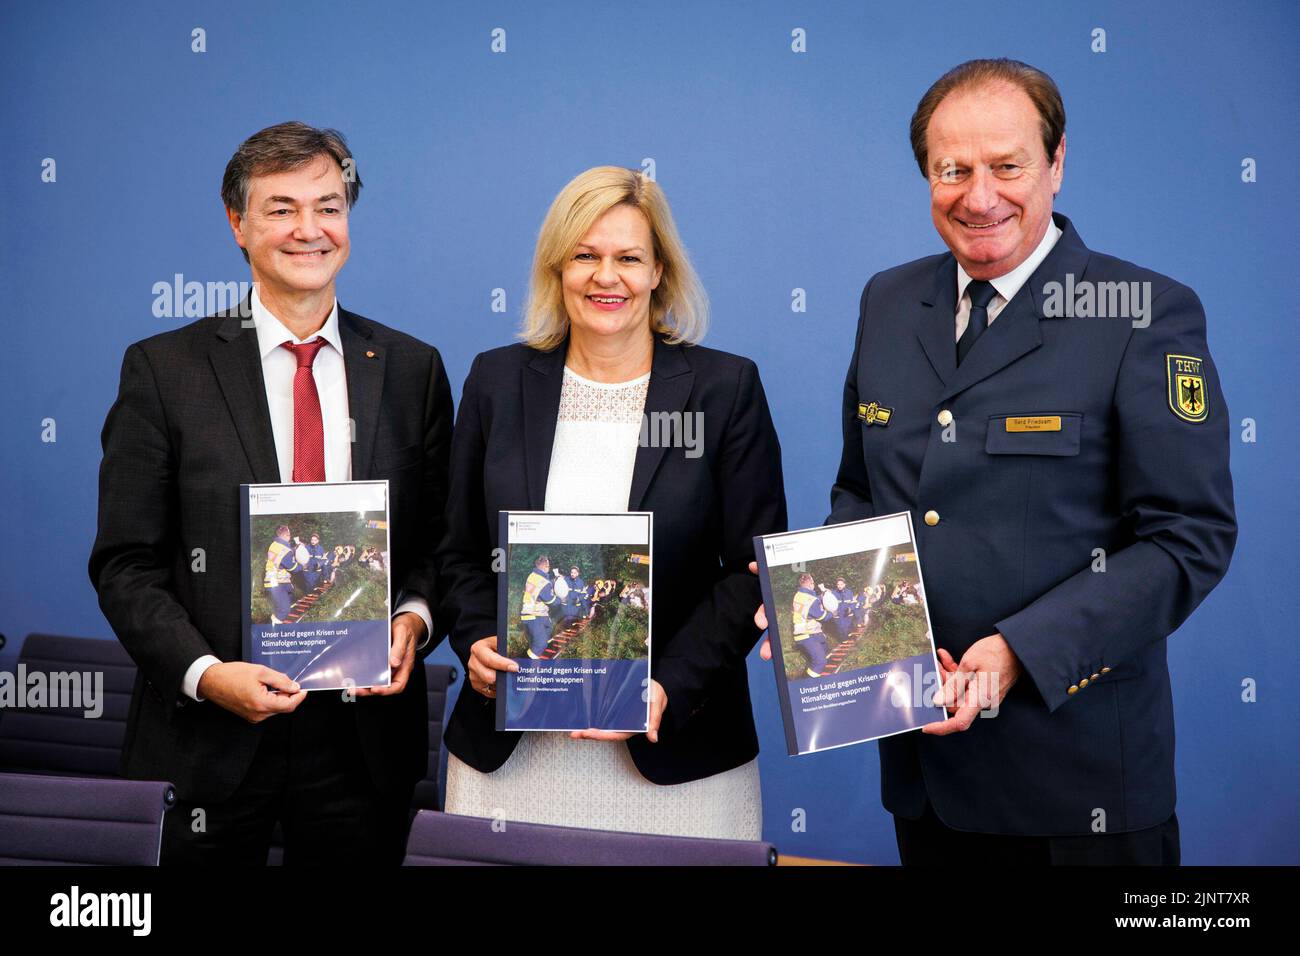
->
xmin=182 ymin=655 xmax=222 ymax=703
xmin=394 ymin=593 xmax=434 ymax=650
xmin=994 ymin=614 xmax=1065 ymax=713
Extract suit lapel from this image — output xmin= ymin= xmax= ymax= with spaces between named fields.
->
xmin=210 ymin=308 xmax=280 ymax=483
xmin=938 ymin=288 xmax=1044 ymax=403
xmin=628 ymin=338 xmax=694 ymax=511
xmin=916 ymin=257 xmax=959 ymax=387
xmin=522 ymin=344 xmax=567 ymax=510
xmin=922 ymin=212 xmax=1092 ymax=404
xmin=340 ymin=307 xmax=384 ymax=481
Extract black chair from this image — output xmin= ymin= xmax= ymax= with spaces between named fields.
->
xmin=403 ymin=810 xmax=779 ymax=866
xmin=0 ymin=772 xmax=174 ymax=866
xmin=0 ymin=633 xmax=135 ymax=777
xmin=0 ymin=634 xmax=458 ymax=864
xmin=414 ymin=662 xmax=458 ymax=811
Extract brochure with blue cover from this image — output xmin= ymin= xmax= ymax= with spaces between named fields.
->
xmin=754 ymin=512 xmax=944 ymax=755
xmin=241 ymin=480 xmax=392 ymax=692
xmin=497 ymin=511 xmax=652 ymax=732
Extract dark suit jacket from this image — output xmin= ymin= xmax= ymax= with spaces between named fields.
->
xmin=439 ymin=336 xmax=787 ymax=786
xmin=88 ymin=304 xmax=453 ymax=804
xmin=831 ymin=213 xmax=1237 ymax=835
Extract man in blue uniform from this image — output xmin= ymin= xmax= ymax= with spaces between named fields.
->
xmin=264 ymin=524 xmax=300 ymax=625
xmin=520 ymin=555 xmax=559 ymax=659
xmin=791 ymin=573 xmax=833 ymax=678
xmin=303 ymin=532 xmax=326 ymax=591
xmin=831 ymin=577 xmax=857 ymax=634
xmin=563 ymin=565 xmax=588 ymax=622
xmin=827 ymin=59 xmax=1236 ymax=864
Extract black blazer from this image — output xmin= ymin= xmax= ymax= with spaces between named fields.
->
xmin=439 ymin=336 xmax=788 ymax=786
xmin=88 ymin=304 xmax=453 ymax=804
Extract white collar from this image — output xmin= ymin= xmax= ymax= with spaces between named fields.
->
xmin=250 ymin=285 xmax=342 ymax=359
xmin=956 ymin=218 xmax=1064 ymax=306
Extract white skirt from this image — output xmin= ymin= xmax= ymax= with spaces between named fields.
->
xmin=445 ymin=732 xmax=762 ymax=841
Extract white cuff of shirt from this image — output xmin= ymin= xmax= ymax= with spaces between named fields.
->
xmin=393 ymin=593 xmax=434 ymax=651
xmin=182 ymin=654 xmax=223 ymax=702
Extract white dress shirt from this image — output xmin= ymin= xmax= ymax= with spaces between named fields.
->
xmin=954 ymin=219 xmax=1063 ymax=340
xmin=182 ymin=288 xmax=431 ymax=701
xmin=253 ymin=288 xmax=352 ymax=487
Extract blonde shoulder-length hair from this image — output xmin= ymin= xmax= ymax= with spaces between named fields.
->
xmin=520 ymin=166 xmax=708 ymax=351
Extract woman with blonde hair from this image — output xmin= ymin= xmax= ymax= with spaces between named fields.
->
xmin=437 ymin=166 xmax=786 ymax=839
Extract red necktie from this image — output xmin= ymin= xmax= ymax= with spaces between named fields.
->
xmin=281 ymin=339 xmax=328 ymax=482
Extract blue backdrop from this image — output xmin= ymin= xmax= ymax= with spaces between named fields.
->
xmin=2 ymin=0 xmax=1295 ymax=864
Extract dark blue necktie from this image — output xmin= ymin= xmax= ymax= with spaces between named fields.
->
xmin=957 ymin=280 xmax=997 ymax=366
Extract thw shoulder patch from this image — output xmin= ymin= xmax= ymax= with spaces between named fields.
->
xmin=1166 ymin=354 xmax=1209 ymax=423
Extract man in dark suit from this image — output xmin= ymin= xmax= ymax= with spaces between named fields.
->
xmin=88 ymin=122 xmax=453 ymax=864
xmin=826 ymin=59 xmax=1236 ymax=864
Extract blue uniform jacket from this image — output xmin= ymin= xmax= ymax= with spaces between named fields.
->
xmin=565 ymin=574 xmax=588 ymax=615
xmin=830 ymin=213 xmax=1236 ymax=835
xmin=831 ymin=586 xmax=856 ymax=620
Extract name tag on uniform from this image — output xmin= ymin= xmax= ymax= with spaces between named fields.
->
xmin=1005 ymin=415 xmax=1061 ymax=432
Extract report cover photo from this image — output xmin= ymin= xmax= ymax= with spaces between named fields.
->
xmin=755 ymin=512 xmax=944 ymax=755
xmin=498 ymin=511 xmax=652 ymax=732
xmin=242 ymin=480 xmax=392 ymax=692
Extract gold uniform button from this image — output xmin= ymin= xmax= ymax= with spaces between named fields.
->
xmin=1091 ymin=673 xmax=1100 ymax=681
xmin=1079 ymin=678 xmax=1089 ymax=688
xmin=1067 ymin=685 xmax=1079 ymax=695
xmin=1100 ymin=667 xmax=1110 ymax=674
xmin=924 ymin=510 xmax=940 ymax=526
xmin=937 ymin=409 xmax=953 ymax=427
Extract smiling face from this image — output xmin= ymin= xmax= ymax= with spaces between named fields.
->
xmin=227 ymin=154 xmax=350 ymax=301
xmin=925 ymin=82 xmax=1064 ymax=280
xmin=561 ymin=203 xmax=663 ymax=343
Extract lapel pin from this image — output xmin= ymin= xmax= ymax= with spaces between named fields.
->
xmin=366 ymin=350 xmax=376 ymax=358
xmin=858 ymin=401 xmax=893 ymax=426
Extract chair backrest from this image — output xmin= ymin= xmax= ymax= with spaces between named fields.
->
xmin=0 ymin=772 xmax=174 ymax=866
xmin=403 ymin=810 xmax=778 ymax=866
xmin=0 ymin=634 xmax=136 ymax=777
xmin=411 ymin=663 xmax=458 ymax=812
